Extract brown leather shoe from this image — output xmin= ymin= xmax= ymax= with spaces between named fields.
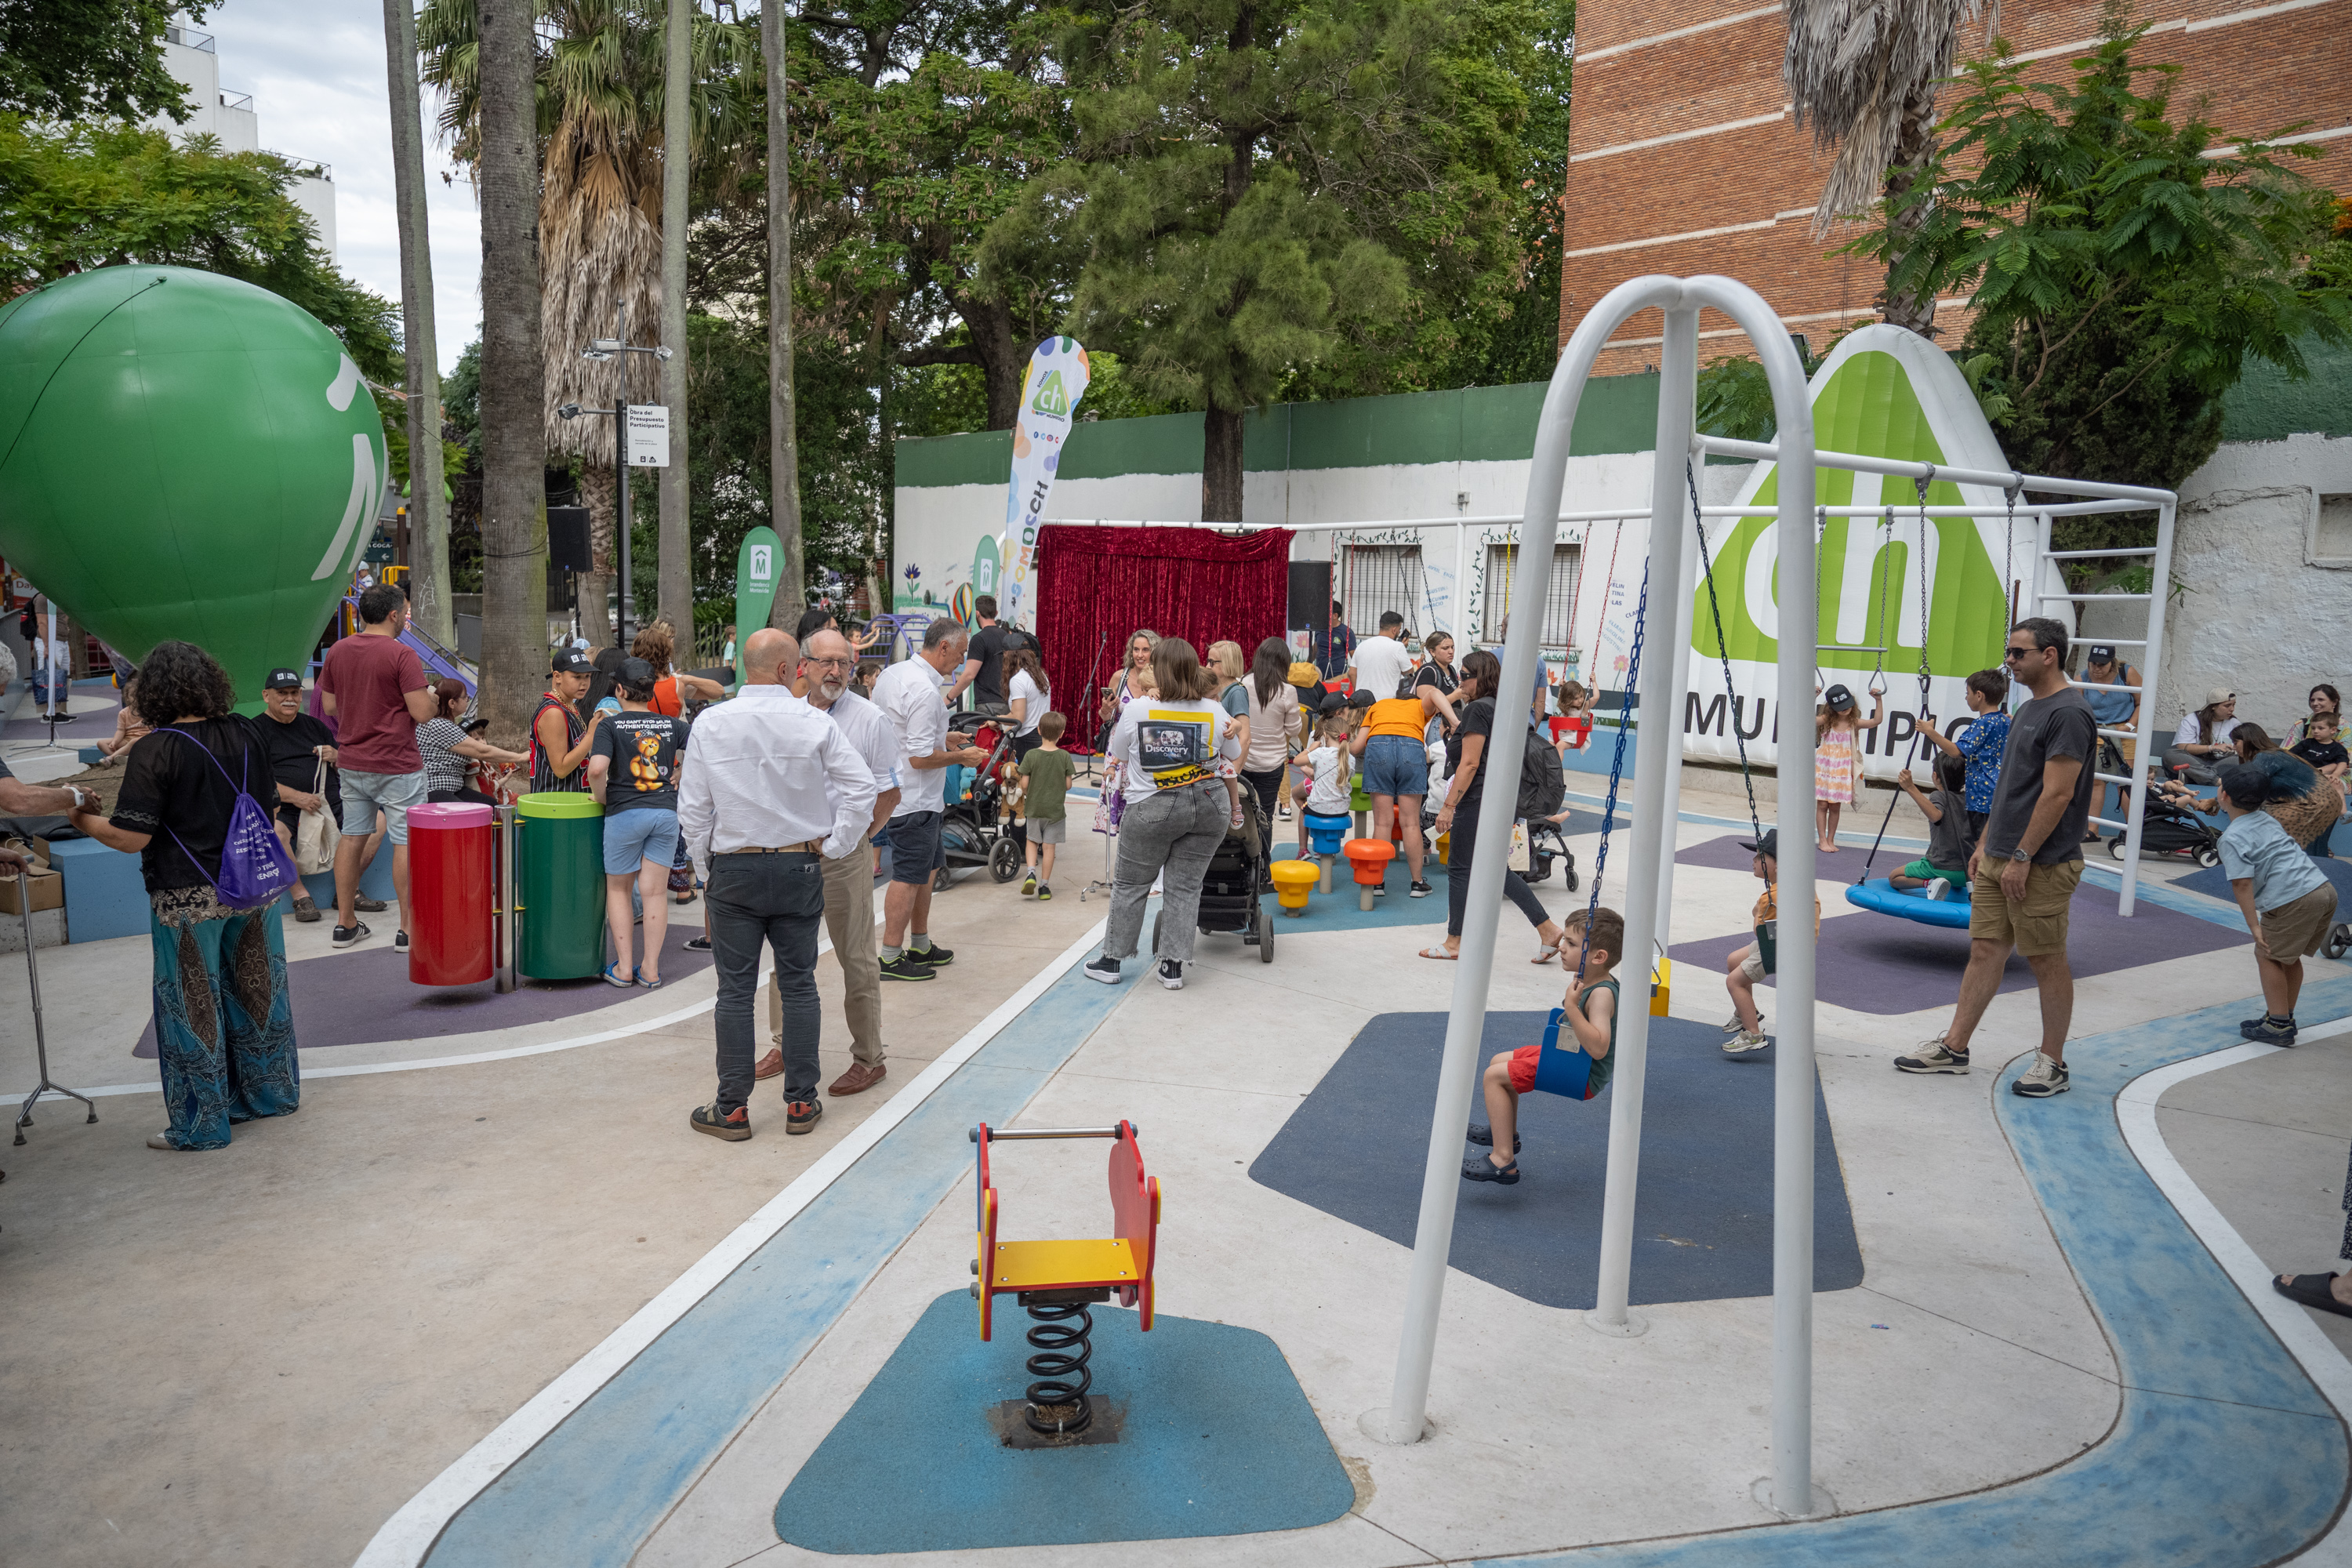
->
xmin=753 ymin=1047 xmax=782 ymax=1081
xmin=828 ymin=1061 xmax=887 ymax=1097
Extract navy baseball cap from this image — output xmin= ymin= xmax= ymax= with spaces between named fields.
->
xmin=263 ymin=666 xmax=303 ymax=690
xmin=552 ymin=648 xmax=594 ymax=675
xmin=618 ymin=656 xmax=656 ymax=686
xmin=1823 ymin=684 xmax=1856 ymax=712
xmin=1740 ymin=829 xmax=1780 ymax=859
xmin=2087 ymin=644 xmax=2117 ymax=662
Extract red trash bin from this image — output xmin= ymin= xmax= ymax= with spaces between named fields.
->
xmin=409 ymin=801 xmax=495 ymax=985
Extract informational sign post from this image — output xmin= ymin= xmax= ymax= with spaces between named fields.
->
xmin=734 ymin=525 xmax=782 ymax=684
xmin=999 ymin=339 xmax=1090 ymax=628
xmin=626 ymin=404 xmax=670 ymax=468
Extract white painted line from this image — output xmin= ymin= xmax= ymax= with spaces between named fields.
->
xmin=2118 ymin=1022 xmax=2352 ymax=1561
xmin=1569 ymin=107 xmax=1788 ymax=164
xmin=350 ymin=913 xmax=1111 ymax=1568
xmin=9 ymin=905 xmax=886 ymax=1102
xmin=1573 ymin=4 xmax=1778 ymax=62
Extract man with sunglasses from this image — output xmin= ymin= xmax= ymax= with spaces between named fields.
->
xmin=1896 ymin=619 xmax=2097 ymax=1098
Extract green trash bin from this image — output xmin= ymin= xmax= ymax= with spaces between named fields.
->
xmin=515 ymin=791 xmax=607 ymax=980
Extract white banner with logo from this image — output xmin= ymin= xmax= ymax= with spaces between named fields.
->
xmin=999 ymin=338 xmax=1090 ymax=628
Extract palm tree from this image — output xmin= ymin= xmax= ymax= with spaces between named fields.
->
xmin=474 ymin=0 xmax=549 ymax=741
xmin=1783 ymin=0 xmax=1990 ymax=336
xmin=382 ymin=0 xmax=450 ymax=646
xmin=422 ymin=0 xmax=758 ymax=644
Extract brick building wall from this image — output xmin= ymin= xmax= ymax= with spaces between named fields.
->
xmin=1558 ymin=0 xmax=2352 ymax=376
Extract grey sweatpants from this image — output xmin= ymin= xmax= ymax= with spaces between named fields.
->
xmin=1104 ymin=780 xmax=1229 ymax=964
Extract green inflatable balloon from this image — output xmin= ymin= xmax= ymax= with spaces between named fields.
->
xmin=0 ymin=266 xmax=389 ymax=706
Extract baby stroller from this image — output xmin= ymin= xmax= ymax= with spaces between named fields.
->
xmin=2105 ymin=799 xmax=2222 ymax=868
xmin=1196 ymin=792 xmax=1277 ymax=963
xmin=938 ymin=721 xmax=1025 ymax=891
xmin=1522 ymin=817 xmax=1581 ymax=890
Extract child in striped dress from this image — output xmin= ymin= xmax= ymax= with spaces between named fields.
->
xmin=1814 ymin=682 xmax=1884 ymax=853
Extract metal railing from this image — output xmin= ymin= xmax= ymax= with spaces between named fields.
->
xmin=218 ymin=89 xmax=252 ymax=113
xmin=165 ymin=24 xmax=216 ymax=50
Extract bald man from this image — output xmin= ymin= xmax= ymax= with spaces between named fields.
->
xmin=677 ymin=626 xmax=877 ymax=1141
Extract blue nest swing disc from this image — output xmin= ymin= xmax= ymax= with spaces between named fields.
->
xmin=1846 ymin=876 xmax=1973 ymax=929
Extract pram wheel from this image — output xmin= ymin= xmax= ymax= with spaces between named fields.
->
xmin=1563 ymin=862 xmax=1580 ymax=892
xmin=2107 ymin=837 xmax=2129 ymax=861
xmin=932 ymin=864 xmax=953 ymax=893
xmin=1256 ymin=900 xmax=1275 ymax=963
xmin=2325 ymin=923 xmax=2352 ymax=962
xmin=2194 ymin=845 xmax=2221 ymax=869
xmin=989 ymin=838 xmax=1022 ymax=882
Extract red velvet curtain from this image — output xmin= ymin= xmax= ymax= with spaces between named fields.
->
xmin=1036 ymin=525 xmax=1294 ymax=752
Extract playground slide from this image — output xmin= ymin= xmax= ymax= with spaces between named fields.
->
xmin=339 ymin=595 xmax=477 ymax=694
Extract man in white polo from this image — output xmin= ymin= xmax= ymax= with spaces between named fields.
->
xmin=1348 ymin=610 xmax=1416 ymax=699
xmin=868 ymin=619 xmax=986 ymax=982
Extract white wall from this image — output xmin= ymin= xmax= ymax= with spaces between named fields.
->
xmin=155 ymin=34 xmax=335 ymax=260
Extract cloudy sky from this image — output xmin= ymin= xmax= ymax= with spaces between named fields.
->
xmin=197 ymin=0 xmax=482 ymax=373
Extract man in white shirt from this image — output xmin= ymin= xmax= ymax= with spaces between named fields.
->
xmin=761 ymin=627 xmax=902 ymax=1097
xmin=1348 ymin=612 xmax=1415 ymax=700
xmin=677 ymin=628 xmax=878 ymax=1142
xmin=867 ymin=619 xmax=986 ymax=982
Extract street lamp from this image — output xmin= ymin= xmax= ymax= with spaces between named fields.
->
xmin=567 ymin=303 xmax=671 ymax=652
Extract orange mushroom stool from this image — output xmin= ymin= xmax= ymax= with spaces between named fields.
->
xmin=1269 ymin=859 xmax=1319 ymax=916
xmin=1342 ymin=837 xmax=1395 ymax=910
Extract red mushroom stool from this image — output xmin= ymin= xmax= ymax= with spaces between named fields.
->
xmin=1343 ymin=837 xmax=1395 ymax=910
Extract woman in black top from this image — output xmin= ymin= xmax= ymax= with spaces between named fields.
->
xmin=67 ymin=641 xmax=300 ymax=1151
xmin=1423 ymin=649 xmax=1566 ymax=962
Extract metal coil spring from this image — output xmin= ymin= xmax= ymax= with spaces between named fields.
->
xmin=1022 ymin=1301 xmax=1094 ymax=1435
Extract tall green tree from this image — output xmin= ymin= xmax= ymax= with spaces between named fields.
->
xmin=0 ymin=0 xmax=200 ymax=124
xmin=1843 ymin=23 xmax=2352 ymax=491
xmin=986 ymin=0 xmax=1532 ymax=521
xmin=0 ymin=116 xmax=398 ymax=378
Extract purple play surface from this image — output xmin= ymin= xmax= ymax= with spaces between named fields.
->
xmin=1676 ymin=832 xmax=1895 ymax=875
xmin=132 ymin=922 xmax=716 ymax=1058
xmin=1669 ymin=838 xmax=2246 ymax=1015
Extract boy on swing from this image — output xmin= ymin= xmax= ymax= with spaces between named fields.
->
xmin=1722 ymin=829 xmax=1820 ymax=1056
xmin=1463 ymin=906 xmax=1624 ymax=1185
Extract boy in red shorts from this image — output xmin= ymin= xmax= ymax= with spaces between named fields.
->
xmin=1464 ymin=906 xmax=1623 ymax=1185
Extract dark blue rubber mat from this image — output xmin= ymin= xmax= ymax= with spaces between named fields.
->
xmin=1250 ymin=1012 xmax=1863 ymax=1308
xmin=774 ymin=1292 xmax=1354 ymax=1552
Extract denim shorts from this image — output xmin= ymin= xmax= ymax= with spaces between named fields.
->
xmin=1360 ymin=734 xmax=1432 ymax=798
xmin=603 ymin=807 xmax=679 ymax=874
xmin=338 ymin=768 xmax=426 ymax=844
xmin=888 ymin=809 xmax=945 ymax=884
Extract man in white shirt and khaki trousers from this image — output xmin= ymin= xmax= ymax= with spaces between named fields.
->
xmin=679 ymin=629 xmax=877 ymax=1141
xmin=760 ymin=627 xmax=903 ymax=1097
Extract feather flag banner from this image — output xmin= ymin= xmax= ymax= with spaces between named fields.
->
xmin=999 ymin=338 xmax=1090 ymax=629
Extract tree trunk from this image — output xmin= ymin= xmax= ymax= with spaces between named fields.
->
xmin=1202 ymin=403 xmax=1245 ymax=523
xmin=954 ymin=292 xmax=1025 ymax=430
xmin=1879 ymin=82 xmax=1941 ymax=339
xmin=579 ymin=460 xmax=618 ymax=644
xmin=383 ymin=0 xmax=450 ymax=646
xmin=762 ymin=0 xmax=807 ymax=630
xmin=476 ymin=0 xmax=549 ymax=745
xmin=656 ymin=0 xmax=694 ymax=638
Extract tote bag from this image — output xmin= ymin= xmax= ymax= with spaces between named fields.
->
xmin=292 ymin=759 xmax=339 ymax=875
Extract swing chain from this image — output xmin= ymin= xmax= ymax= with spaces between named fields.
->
xmin=1686 ymin=459 xmax=1764 ymax=848
xmin=1580 ymin=550 xmax=1650 ymax=983
xmin=1857 ymin=471 xmax=1944 ymax=882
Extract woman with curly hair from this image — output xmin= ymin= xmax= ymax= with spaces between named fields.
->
xmin=67 ymin=641 xmax=300 ymax=1151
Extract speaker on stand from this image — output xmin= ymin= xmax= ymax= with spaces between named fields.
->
xmin=546 ymin=507 xmax=592 ymax=641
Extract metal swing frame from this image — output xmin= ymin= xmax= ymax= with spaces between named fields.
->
xmin=1376 ymin=274 xmax=2180 ymax=1524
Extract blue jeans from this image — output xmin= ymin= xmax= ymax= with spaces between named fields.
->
xmin=708 ymin=851 xmax=825 ymax=1109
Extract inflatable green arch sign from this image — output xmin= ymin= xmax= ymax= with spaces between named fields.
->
xmin=0 ymin=267 xmax=389 ymax=706
xmin=1679 ymin=323 xmax=2029 ymax=782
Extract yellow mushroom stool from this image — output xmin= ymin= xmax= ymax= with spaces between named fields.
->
xmin=1270 ymin=858 xmax=1319 ymax=916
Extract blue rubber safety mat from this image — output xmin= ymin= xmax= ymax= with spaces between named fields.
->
xmin=774 ymin=1291 xmax=1356 ymax=1552
xmin=1250 ymin=1012 xmax=1862 ymax=1309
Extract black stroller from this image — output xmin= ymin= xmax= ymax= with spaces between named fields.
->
xmin=2104 ymin=799 xmax=2222 ymax=868
xmin=937 ymin=725 xmax=1025 ymax=890
xmin=1196 ymin=792 xmax=1277 ymax=962
xmin=1522 ymin=816 xmax=1581 ymax=889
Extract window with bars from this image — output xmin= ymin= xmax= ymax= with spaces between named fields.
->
xmin=1480 ymin=542 xmax=1581 ymax=645
xmin=1338 ymin=543 xmax=1426 ymax=637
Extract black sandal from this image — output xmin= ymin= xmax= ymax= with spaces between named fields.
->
xmin=2274 ymin=1273 xmax=2352 ymax=1319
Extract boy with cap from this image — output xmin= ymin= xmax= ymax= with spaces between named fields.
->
xmin=1722 ymin=829 xmax=1821 ymax=1054
xmin=257 ymin=666 xmax=350 ymax=923
xmin=529 ymin=647 xmax=605 ymax=795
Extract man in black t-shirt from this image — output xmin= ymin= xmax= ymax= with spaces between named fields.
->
xmin=1896 ymin=618 xmax=2096 ymax=1098
xmin=258 ymin=667 xmax=343 ymax=922
xmin=956 ymin=595 xmax=1036 ymax=714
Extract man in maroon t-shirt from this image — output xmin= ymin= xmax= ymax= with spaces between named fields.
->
xmin=318 ymin=583 xmax=437 ymax=950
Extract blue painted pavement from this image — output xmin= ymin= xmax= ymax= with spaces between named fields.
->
xmin=1481 ymin=975 xmax=2352 ymax=1566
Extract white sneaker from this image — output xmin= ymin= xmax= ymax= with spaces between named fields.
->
xmin=1156 ymin=959 xmax=1185 ymax=990
xmin=1923 ymin=879 xmax=1951 ymax=901
xmin=1723 ymin=1029 xmax=1769 ymax=1054
xmin=2011 ymin=1051 xmax=2071 ymax=1098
